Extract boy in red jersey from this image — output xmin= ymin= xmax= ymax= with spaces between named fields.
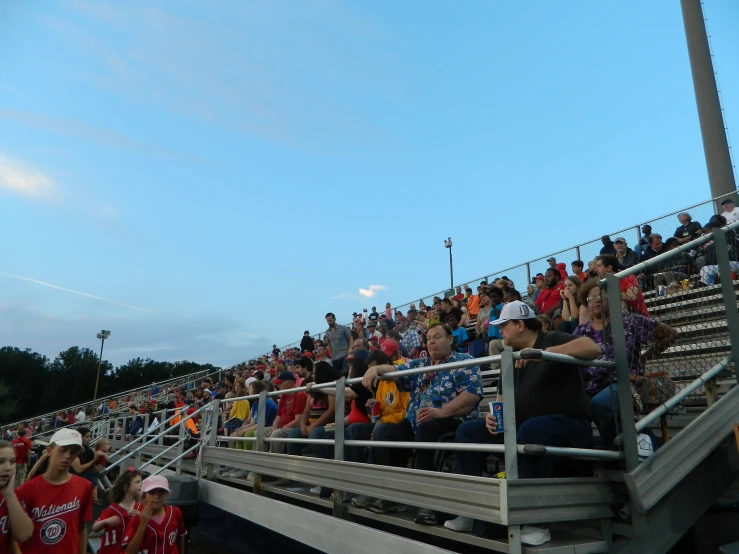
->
xmin=0 ymin=440 xmax=34 ymax=553
xmin=122 ymin=475 xmax=186 ymax=554
xmin=16 ymin=428 xmax=93 ymax=554
xmin=94 ymin=469 xmax=142 ymax=554
xmin=11 ymin=426 xmax=32 ymax=488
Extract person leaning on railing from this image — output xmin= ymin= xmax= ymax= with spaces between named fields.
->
xmin=573 ymin=278 xmax=677 ymax=450
xmin=361 ymin=323 xmax=483 ymax=523
xmin=444 ymin=300 xmax=600 ymax=543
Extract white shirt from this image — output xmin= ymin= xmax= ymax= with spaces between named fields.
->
xmin=75 ymin=410 xmax=86 ymax=422
xmin=723 ymin=207 xmax=739 ymax=225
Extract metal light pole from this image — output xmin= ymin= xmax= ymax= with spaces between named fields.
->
xmin=444 ymin=237 xmax=454 ymax=290
xmin=93 ymin=330 xmax=111 ymax=402
xmin=680 ymin=0 xmax=737 ymax=208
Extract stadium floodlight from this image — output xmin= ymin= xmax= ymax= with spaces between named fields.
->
xmin=93 ymin=330 xmax=112 ymax=402
xmin=444 ymin=238 xmax=453 ymax=290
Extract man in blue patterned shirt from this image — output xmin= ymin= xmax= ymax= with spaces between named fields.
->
xmin=361 ymin=322 xmax=483 ymax=522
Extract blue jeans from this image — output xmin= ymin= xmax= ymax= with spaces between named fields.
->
xmin=455 ymin=415 xmax=592 ymax=478
xmin=589 ymin=384 xmax=619 ymax=450
xmin=345 ymin=423 xmax=374 ymax=463
xmin=286 ymin=425 xmax=328 ymax=457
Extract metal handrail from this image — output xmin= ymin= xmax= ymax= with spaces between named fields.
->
xmin=2 ymin=368 xmax=220 ymax=431
xmin=152 ymin=443 xmax=200 ymax=476
xmin=613 ymin=354 xmax=733 ymax=446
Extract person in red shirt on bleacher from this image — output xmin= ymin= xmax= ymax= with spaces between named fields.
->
xmin=11 ymin=425 xmax=32 ymax=488
xmin=535 ymin=268 xmax=565 ymax=319
xmin=595 ymin=255 xmax=649 ymax=316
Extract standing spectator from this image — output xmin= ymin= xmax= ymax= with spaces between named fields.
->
xmin=272 ymin=344 xmax=281 ymax=357
xmin=369 ymin=306 xmax=380 ymax=322
xmin=571 ymin=260 xmax=587 ymax=282
xmin=324 ymin=313 xmax=352 ymax=374
xmin=11 ymin=425 xmax=32 ymax=488
xmin=721 ymin=198 xmax=739 ymax=225
xmin=396 ymin=317 xmax=421 ymax=358
xmin=93 ymin=469 xmax=143 ymax=554
xmin=600 ymin=235 xmax=617 ymax=255
xmin=534 ymin=268 xmax=564 ymax=319
xmin=596 ymin=255 xmax=649 ymax=316
xmin=19 ymin=428 xmax=93 ymax=554
xmin=465 ymin=286 xmax=480 ymax=321
xmin=444 ymin=301 xmax=598 ymax=542
xmin=300 ymin=331 xmax=315 ymax=354
xmin=546 ymin=257 xmax=557 ymax=270
xmin=674 ymin=213 xmax=702 ymax=244
xmin=384 ymin=302 xmax=392 ymax=320
xmin=614 ymin=237 xmax=639 ymax=269
xmin=268 ymin=372 xmax=309 ymax=455
xmin=0 ymin=440 xmax=34 ymax=550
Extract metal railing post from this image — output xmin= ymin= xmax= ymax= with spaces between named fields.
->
xmin=712 ymin=228 xmax=739 ymax=382
xmin=333 ymin=377 xmax=346 ymax=518
xmin=500 ymin=348 xmax=521 ymax=554
xmin=158 ymin=409 xmax=167 ymax=446
xmin=136 ymin=413 xmax=149 ymax=467
xmin=254 ymin=391 xmax=267 ymax=494
xmin=176 ymin=413 xmax=185 ymax=475
xmin=575 ymin=245 xmax=581 ymax=262
xmin=605 ymin=273 xmax=639 ymax=470
xmin=525 ymin=263 xmax=531 ymax=291
xmin=207 ymin=400 xmax=220 ymax=479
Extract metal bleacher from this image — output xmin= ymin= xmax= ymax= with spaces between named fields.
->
xmin=96 ymin=222 xmax=739 ymax=554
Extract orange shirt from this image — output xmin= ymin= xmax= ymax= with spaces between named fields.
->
xmin=467 ymin=294 xmax=480 ymax=317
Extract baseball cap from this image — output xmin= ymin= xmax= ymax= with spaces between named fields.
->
xmin=546 ymin=257 xmax=555 ymax=262
xmin=50 ymin=428 xmax=83 ymax=447
xmin=141 ymin=475 xmax=170 ymax=493
xmin=369 ymin=335 xmax=379 ymax=342
xmin=381 ymin=340 xmax=400 ymax=357
xmin=490 ymin=301 xmax=537 ymax=326
xmin=216 ymin=381 xmax=227 ymax=389
xmin=273 ymin=371 xmax=296 ymax=386
xmin=722 ymin=198 xmax=735 ymax=205
xmin=614 ymin=237 xmax=627 ymax=244
xmin=245 ymin=377 xmax=257 ymax=387
xmin=202 ymin=388 xmax=212 ymax=395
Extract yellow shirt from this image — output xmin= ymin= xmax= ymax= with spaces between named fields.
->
xmin=375 ymin=381 xmax=409 ymax=425
xmin=229 ymin=399 xmax=251 ymax=421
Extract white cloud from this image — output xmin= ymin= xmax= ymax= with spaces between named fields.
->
xmin=358 ymin=284 xmax=387 ymax=298
xmin=0 ymin=155 xmax=56 ymax=198
xmin=330 ymin=292 xmax=351 ymax=300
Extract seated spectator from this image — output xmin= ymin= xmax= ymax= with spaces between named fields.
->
xmin=614 ymin=237 xmax=638 ymax=269
xmin=446 ymin=314 xmax=468 ymax=353
xmin=526 ymin=284 xmax=537 ymax=302
xmin=444 ymin=301 xmax=599 ymax=543
xmin=536 ymin=314 xmax=552 ymax=331
xmin=600 ymin=235 xmax=616 ymax=255
xmin=639 ymin=234 xmax=688 ymax=292
xmin=633 ymin=224 xmax=652 ymax=258
xmin=503 ymin=289 xmax=539 ymax=315
xmin=586 ymin=260 xmax=598 ymax=278
xmin=674 ymin=212 xmax=702 ymax=244
xmin=267 ymin=371 xmax=309 ymax=456
xmin=697 ymin=215 xmax=739 ymax=285
xmin=223 ymin=379 xmax=250 ymax=438
xmin=286 ymin=362 xmax=338 ymax=459
xmin=313 ymin=340 xmax=332 ymax=365
xmin=574 ymin=279 xmax=677 ymax=449
xmin=595 ymin=255 xmax=648 ymax=316
xmin=361 ymin=323 xmax=483 ymax=522
xmin=125 ymin=406 xmax=145 ymax=440
xmin=571 ymin=260 xmax=586 ymax=282
xmin=228 ymin=381 xmax=278 ymax=474
xmin=558 ymin=275 xmax=582 ymax=333
xmin=533 ymin=274 xmax=545 ymax=299
xmin=351 ymin=337 xmax=370 ymax=354
xmin=396 ymin=317 xmax=421 ymax=358
xmin=294 ymin=356 xmax=313 ymax=386
xmin=721 ymin=198 xmax=739 ymax=225
xmin=483 ymin=288 xmax=505 ymax=370
xmin=534 ymin=268 xmax=564 ymax=320
xmin=440 ymin=298 xmax=467 ymax=327
xmin=452 ymin=286 xmax=465 ymax=301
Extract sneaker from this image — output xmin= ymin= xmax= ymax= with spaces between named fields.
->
xmin=414 ymin=508 xmax=439 ymax=525
xmin=273 ymin=478 xmax=294 ymax=486
xmin=219 ymin=467 xmax=234 ymax=475
xmin=351 ymin=495 xmax=372 ymax=508
xmin=226 ymin=468 xmax=241 ymax=477
xmin=368 ymin=499 xmax=406 ymax=514
xmin=521 ymin=525 xmax=551 ymax=546
xmin=231 ymin=469 xmax=248 ymax=478
xmin=246 ymin=472 xmax=256 ymax=482
xmin=444 ymin=516 xmax=474 ymax=533
xmin=309 ymin=486 xmax=322 ymax=495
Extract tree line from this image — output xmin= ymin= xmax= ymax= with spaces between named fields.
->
xmin=0 ymin=346 xmax=219 ymax=424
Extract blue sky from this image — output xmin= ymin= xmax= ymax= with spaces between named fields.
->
xmin=1 ymin=0 xmax=737 ymax=367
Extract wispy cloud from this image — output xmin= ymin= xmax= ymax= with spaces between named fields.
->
xmin=330 ymin=292 xmax=351 ymax=300
xmin=0 ymin=109 xmax=206 ymax=164
xmin=358 ymin=285 xmax=387 ymax=298
xmin=0 ymin=272 xmax=159 ymax=314
xmin=0 ymin=155 xmax=56 ymax=199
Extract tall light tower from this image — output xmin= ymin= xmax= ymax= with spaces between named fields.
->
xmin=680 ymin=0 xmax=737 ymax=209
xmin=444 ymin=237 xmax=454 ymax=290
xmin=93 ymin=330 xmax=111 ymax=402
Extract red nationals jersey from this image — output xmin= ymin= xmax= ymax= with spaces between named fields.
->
xmin=17 ymin=474 xmax=93 ymax=554
xmin=0 ymin=496 xmax=15 ymax=554
xmin=122 ymin=505 xmax=186 ymax=554
xmin=11 ymin=437 xmax=32 ymax=465
xmin=96 ymin=502 xmax=142 ymax=554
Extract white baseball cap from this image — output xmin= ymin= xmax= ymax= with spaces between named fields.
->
xmin=50 ymin=428 xmax=83 ymax=447
xmin=490 ymin=301 xmax=537 ymax=326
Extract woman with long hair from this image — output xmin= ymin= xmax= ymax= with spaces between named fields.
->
xmin=93 ymin=469 xmax=143 ymax=554
xmin=558 ymin=275 xmax=583 ymax=332
xmin=286 ymin=362 xmax=338 ymax=458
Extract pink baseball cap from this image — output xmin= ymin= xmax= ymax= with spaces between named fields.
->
xmin=141 ymin=475 xmax=170 ymax=493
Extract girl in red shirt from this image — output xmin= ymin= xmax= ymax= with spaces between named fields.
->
xmin=122 ymin=475 xmax=186 ymax=554
xmin=93 ymin=469 xmax=142 ymax=554
xmin=0 ymin=441 xmax=34 ymax=554
xmin=16 ymin=428 xmax=93 ymax=554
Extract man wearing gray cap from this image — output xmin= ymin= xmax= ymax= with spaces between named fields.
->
xmin=613 ymin=237 xmax=638 ymax=269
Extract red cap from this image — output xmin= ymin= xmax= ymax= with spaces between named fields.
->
xmin=369 ymin=335 xmax=379 ymax=342
xmin=381 ymin=340 xmax=400 ymax=357
xmin=303 ymin=351 xmax=314 ymax=358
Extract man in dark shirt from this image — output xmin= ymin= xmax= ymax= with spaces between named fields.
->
xmin=673 ymin=212 xmax=702 ymax=245
xmin=440 ymin=298 xmax=466 ymax=326
xmin=600 ymin=235 xmax=617 ymax=255
xmin=444 ymin=301 xmax=599 ymax=539
xmin=300 ymin=331 xmax=315 ymax=354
